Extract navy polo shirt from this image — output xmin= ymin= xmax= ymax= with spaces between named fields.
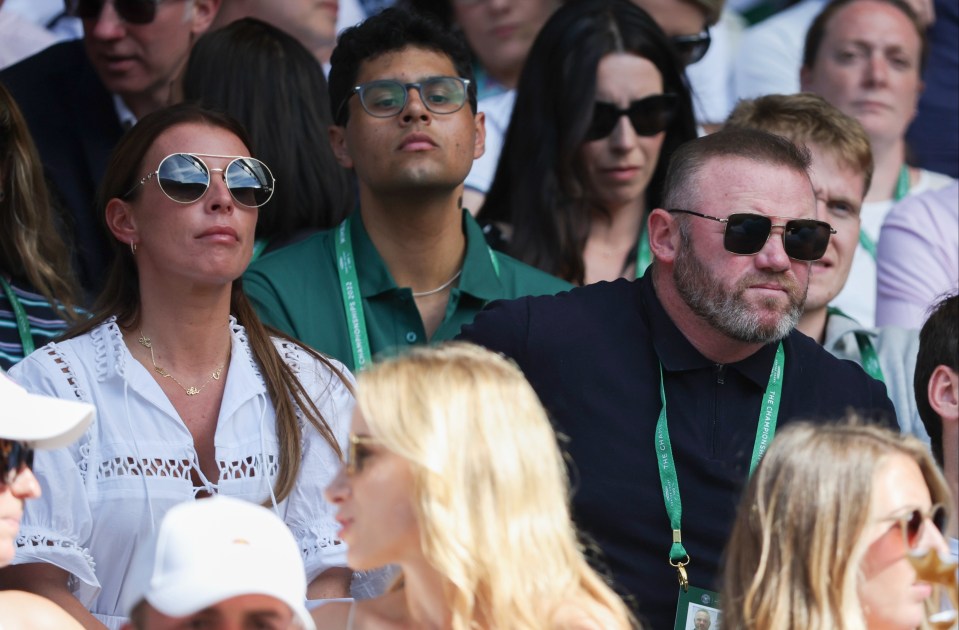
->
xmin=460 ymin=272 xmax=895 ymax=630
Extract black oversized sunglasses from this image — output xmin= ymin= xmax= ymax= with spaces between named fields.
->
xmin=669 ymin=209 xmax=836 ymax=261
xmin=67 ymin=0 xmax=163 ymax=24
xmin=671 ymin=28 xmax=711 ymax=66
xmin=1 ymin=439 xmax=34 ymax=488
xmin=585 ymin=94 xmax=678 ymax=141
xmin=124 ymin=153 xmax=275 ymax=208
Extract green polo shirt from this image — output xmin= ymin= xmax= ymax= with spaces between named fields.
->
xmin=244 ymin=211 xmax=571 ymax=371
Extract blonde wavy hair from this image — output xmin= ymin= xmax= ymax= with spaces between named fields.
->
xmin=355 ymin=342 xmax=636 ymax=630
xmin=722 ymin=419 xmax=952 ymax=630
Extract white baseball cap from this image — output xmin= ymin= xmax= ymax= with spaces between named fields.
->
xmin=122 ymin=496 xmax=316 ymax=630
xmin=0 ymin=371 xmax=94 ymax=449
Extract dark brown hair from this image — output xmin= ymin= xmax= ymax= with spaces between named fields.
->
xmin=67 ymin=103 xmax=347 ymax=501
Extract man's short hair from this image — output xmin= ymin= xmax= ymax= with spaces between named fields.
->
xmin=802 ymin=0 xmax=928 ymax=74
xmin=915 ymin=293 xmax=959 ymax=466
xmin=662 ymin=127 xmax=812 ymax=211
xmin=328 ymin=7 xmax=477 ymax=126
xmin=726 ymin=93 xmax=874 ymax=197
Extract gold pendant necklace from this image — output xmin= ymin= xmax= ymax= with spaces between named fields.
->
xmin=137 ymin=330 xmax=224 ymax=396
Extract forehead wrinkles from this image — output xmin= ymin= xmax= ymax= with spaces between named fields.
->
xmin=703 ymin=158 xmax=814 ymax=218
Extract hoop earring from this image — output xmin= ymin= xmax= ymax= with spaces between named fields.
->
xmin=131 ymin=242 xmax=137 ymax=255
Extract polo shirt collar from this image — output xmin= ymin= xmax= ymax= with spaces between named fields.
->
xmin=642 ymin=273 xmax=780 ymax=388
xmin=351 ymin=209 xmax=502 ymax=300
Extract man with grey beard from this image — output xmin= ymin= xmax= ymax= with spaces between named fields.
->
xmin=459 ymin=128 xmax=895 ymax=630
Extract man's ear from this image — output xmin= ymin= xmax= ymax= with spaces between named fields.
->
xmin=473 ymin=111 xmax=486 ymax=160
xmin=647 ymin=208 xmax=681 ymax=265
xmin=329 ymin=125 xmax=354 ymax=169
xmin=105 ymin=198 xmax=139 ymax=248
xmin=190 ymin=0 xmax=221 ymax=36
xmin=929 ymin=365 xmax=959 ymax=425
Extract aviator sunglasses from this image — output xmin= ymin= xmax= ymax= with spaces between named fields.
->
xmin=668 ymin=209 xmax=836 ymax=261
xmin=67 ymin=0 xmax=164 ymax=24
xmin=337 ymin=76 xmax=471 ymax=124
xmin=1 ymin=439 xmax=34 ymax=488
xmin=124 ymin=153 xmax=275 ymax=208
xmin=585 ymin=94 xmax=678 ymax=141
xmin=880 ymin=504 xmax=948 ymax=551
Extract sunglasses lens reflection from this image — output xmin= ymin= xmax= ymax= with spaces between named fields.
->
xmin=226 ymin=159 xmax=274 ymax=207
xmin=158 ymin=154 xmax=210 ymax=203
xmin=156 ymin=154 xmax=274 ymax=207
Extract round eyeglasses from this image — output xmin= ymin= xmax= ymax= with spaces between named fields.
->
xmin=124 ymin=153 xmax=276 ymax=208
xmin=336 ymin=76 xmax=471 ymax=124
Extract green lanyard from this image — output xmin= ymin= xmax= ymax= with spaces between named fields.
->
xmin=635 ymin=227 xmax=652 ymax=278
xmin=333 ymin=217 xmax=501 ymax=371
xmin=334 ymin=219 xmax=374 ymax=371
xmin=859 ymin=165 xmax=909 ymax=261
xmin=0 ymin=275 xmax=35 ymax=356
xmin=826 ymin=307 xmax=884 ymax=382
xmin=655 ymin=342 xmax=785 ymax=591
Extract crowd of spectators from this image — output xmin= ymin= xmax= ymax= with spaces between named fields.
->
xmin=0 ymin=0 xmax=956 ymax=628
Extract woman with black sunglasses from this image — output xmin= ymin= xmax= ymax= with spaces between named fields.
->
xmin=0 ymin=104 xmax=355 ymax=629
xmin=722 ymin=418 xmax=955 ymax=630
xmin=0 ymin=372 xmax=93 ymax=629
xmin=477 ymin=0 xmax=697 ymax=286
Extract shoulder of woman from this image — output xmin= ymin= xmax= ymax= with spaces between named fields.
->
xmin=0 ymin=591 xmax=84 ymax=630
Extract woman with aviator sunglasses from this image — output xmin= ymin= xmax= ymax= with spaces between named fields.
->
xmin=722 ymin=418 xmax=954 ymax=630
xmin=0 ymin=104 xmax=355 ymax=629
xmin=478 ymin=0 xmax=697 ymax=285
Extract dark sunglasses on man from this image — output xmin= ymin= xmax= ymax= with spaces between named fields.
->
xmin=585 ymin=93 xmax=678 ymax=141
xmin=668 ymin=209 xmax=836 ymax=261
xmin=67 ymin=0 xmax=162 ymax=24
xmin=671 ymin=27 xmax=711 ymax=67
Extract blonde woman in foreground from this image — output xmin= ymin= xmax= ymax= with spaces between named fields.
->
xmin=722 ymin=420 xmax=953 ymax=630
xmin=315 ymin=343 xmax=636 ymax=629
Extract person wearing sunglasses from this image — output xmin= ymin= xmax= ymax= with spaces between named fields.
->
xmin=243 ymin=8 xmax=570 ymax=374
xmin=478 ymin=0 xmax=698 ymax=285
xmin=727 ymin=93 xmax=930 ymax=444
xmin=314 ymin=343 xmax=636 ymax=629
xmin=722 ymin=418 xmax=953 ymax=630
xmin=182 ymin=18 xmax=353 ymax=260
xmin=461 ymin=127 xmax=898 ymax=629
xmin=0 ymin=0 xmax=221 ymax=299
xmin=0 ymin=371 xmax=93 ymax=629
xmin=0 ymin=104 xmax=356 ymax=629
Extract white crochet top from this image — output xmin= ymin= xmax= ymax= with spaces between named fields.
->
xmin=8 ymin=317 xmax=354 ymax=629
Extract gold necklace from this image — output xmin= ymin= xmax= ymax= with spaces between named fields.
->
xmin=137 ymin=330 xmax=225 ymax=396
